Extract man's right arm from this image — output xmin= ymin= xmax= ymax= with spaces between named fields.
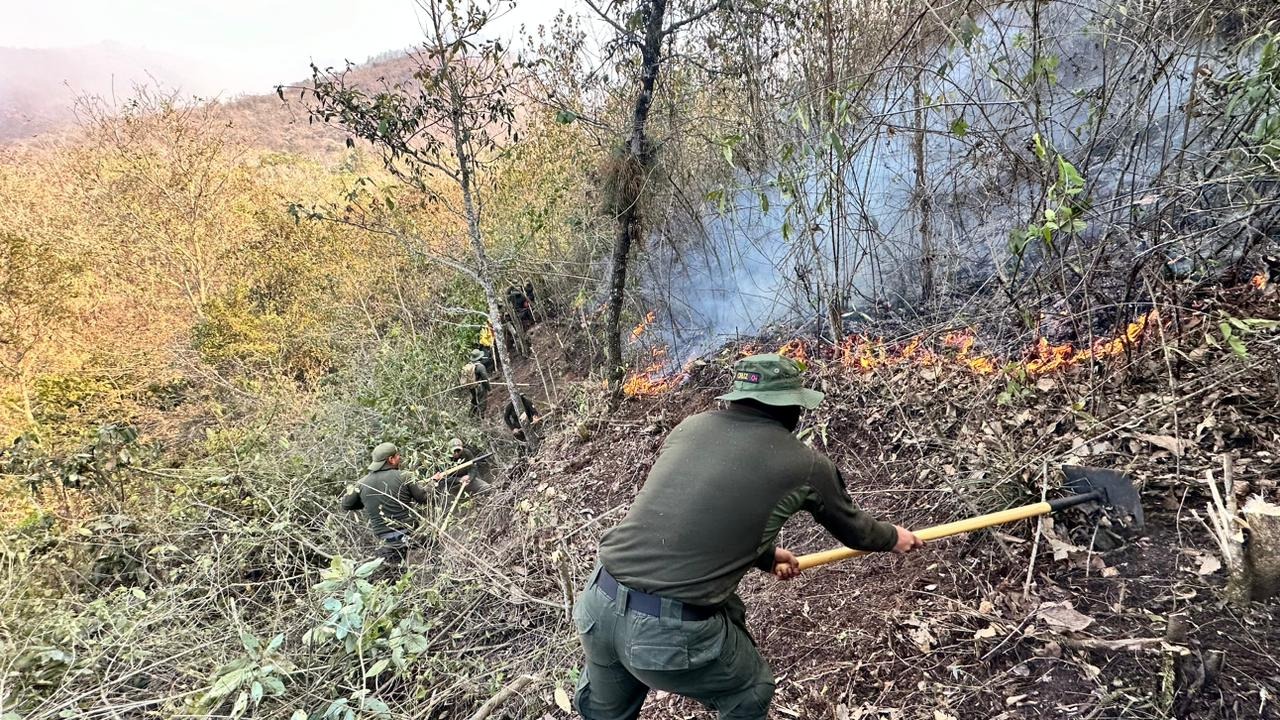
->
xmin=339 ymin=486 xmax=363 ymax=511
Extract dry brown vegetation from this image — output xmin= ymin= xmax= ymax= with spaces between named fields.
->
xmin=4 ymin=0 xmax=1280 ymax=718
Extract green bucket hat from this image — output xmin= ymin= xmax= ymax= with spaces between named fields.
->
xmin=469 ymin=349 xmax=485 ymax=361
xmin=716 ymin=353 xmax=824 ymax=409
xmin=368 ymin=442 xmax=398 ymax=471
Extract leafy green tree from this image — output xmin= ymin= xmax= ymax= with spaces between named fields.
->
xmin=0 ymin=229 xmax=78 ymax=435
xmin=294 ymin=0 xmax=540 ymax=449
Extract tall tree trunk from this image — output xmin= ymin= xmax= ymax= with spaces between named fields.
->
xmin=822 ymin=0 xmax=843 ymax=342
xmin=912 ymin=53 xmax=935 ymax=304
xmin=605 ymin=0 xmax=668 ymax=408
xmin=451 ymin=114 xmax=537 ymax=452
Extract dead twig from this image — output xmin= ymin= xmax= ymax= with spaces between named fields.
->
xmin=466 ymin=673 xmax=541 ymax=720
xmin=1062 ymin=636 xmax=1192 ymax=656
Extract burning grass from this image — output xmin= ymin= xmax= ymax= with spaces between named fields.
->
xmin=622 ymin=311 xmax=1159 ymax=397
xmin=621 ymin=346 xmax=690 ymax=396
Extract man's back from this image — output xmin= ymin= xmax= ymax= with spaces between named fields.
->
xmin=355 ymin=468 xmax=418 ymax=536
xmin=599 ymin=404 xmax=896 ymax=606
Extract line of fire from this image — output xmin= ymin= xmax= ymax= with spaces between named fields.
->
xmin=622 ymin=273 xmax=1271 ymax=397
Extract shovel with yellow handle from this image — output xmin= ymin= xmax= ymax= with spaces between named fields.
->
xmin=797 ymin=466 xmax=1144 ymax=571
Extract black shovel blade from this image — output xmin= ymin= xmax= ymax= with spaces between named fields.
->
xmin=1062 ymin=466 xmax=1144 ymax=531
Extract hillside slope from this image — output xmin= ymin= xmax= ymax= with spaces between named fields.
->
xmin=508 ymin=282 xmax=1280 ymax=719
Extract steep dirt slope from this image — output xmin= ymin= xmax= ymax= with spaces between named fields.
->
xmin=506 ymin=285 xmax=1280 ymax=720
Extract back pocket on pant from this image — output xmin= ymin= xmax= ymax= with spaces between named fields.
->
xmin=627 ymin=614 xmax=725 ymax=671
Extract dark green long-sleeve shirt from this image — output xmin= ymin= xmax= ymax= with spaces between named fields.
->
xmin=340 ymin=467 xmax=429 ymax=538
xmin=598 ymin=403 xmax=898 ymax=606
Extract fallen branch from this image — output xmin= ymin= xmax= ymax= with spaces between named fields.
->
xmin=467 ymin=673 xmax=542 ymax=720
xmin=1062 ymin=636 xmax=1191 ymax=656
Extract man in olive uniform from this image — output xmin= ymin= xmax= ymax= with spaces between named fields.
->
xmin=460 ymin=350 xmax=491 ymax=417
xmin=572 ymin=354 xmax=923 ymax=720
xmin=431 ymin=437 xmax=491 ymax=496
xmin=503 ymin=393 xmax=541 ymax=439
xmin=339 ymin=442 xmax=430 ymax=564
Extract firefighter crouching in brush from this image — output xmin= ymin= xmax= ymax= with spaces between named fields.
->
xmin=339 ymin=443 xmax=430 ymax=565
xmin=572 ymin=354 xmax=923 ymax=720
xmin=431 ymin=437 xmax=491 ymax=496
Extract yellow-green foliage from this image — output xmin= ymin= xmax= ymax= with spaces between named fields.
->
xmin=0 ymin=77 xmax=598 ymax=718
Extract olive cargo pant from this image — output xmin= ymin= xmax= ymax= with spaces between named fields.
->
xmin=572 ymin=571 xmax=775 ymax=720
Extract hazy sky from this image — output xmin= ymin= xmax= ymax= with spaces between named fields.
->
xmin=4 ymin=0 xmax=571 ymax=97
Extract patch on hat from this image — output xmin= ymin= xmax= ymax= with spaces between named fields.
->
xmin=735 ymin=371 xmax=762 ymax=383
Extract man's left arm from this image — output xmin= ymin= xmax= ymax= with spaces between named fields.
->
xmin=805 ymin=465 xmax=899 ymax=552
xmin=404 ymin=477 xmax=432 ymax=504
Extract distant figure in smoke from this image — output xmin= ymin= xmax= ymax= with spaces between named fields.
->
xmin=503 ymin=393 xmax=541 ymax=439
xmin=339 ymin=443 xmax=430 ymax=565
xmin=570 ymin=354 xmax=922 ymax=720
xmin=460 ymin=349 xmax=491 ymax=417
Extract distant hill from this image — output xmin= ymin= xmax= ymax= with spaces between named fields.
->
xmin=0 ymin=44 xmax=421 ymax=156
xmin=220 ymin=54 xmax=421 ymax=156
xmin=0 ymin=42 xmax=221 ymax=142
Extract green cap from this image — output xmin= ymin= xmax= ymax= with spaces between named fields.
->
xmin=368 ymin=442 xmax=398 ymax=471
xmin=448 ymin=437 xmax=464 ymax=452
xmin=470 ymin=349 xmax=485 ymax=361
xmin=716 ymin=353 xmax=824 ymax=409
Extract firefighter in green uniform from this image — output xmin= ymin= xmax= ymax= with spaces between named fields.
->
xmin=461 ymin=350 xmax=491 ymax=417
xmin=431 ymin=437 xmax=492 ymax=496
xmin=339 ymin=442 xmax=430 ymax=564
xmin=572 ymin=354 xmax=923 ymax=720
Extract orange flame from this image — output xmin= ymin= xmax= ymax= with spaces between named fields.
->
xmin=622 ymin=346 xmax=690 ymax=396
xmin=1022 ymin=311 xmax=1155 ymax=376
xmin=836 ymin=312 xmax=1156 ymax=378
xmin=1252 ymin=274 xmax=1269 ymax=290
xmin=630 ymin=310 xmax=656 ymax=342
xmin=777 ymin=339 xmax=810 ymax=364
xmin=621 ymin=312 xmax=1158 ymax=396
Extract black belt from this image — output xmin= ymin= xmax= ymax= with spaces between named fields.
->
xmin=596 ymin=567 xmax=718 ymax=621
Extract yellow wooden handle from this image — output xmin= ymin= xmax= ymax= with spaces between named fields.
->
xmin=795 ymin=501 xmax=1053 ymax=570
xmin=431 ymin=452 xmax=493 ymax=479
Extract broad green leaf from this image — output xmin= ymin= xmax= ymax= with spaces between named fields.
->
xmin=1031 ymin=133 xmax=1047 ymax=161
xmin=251 ymin=681 xmax=263 ymax=704
xmin=950 ymin=117 xmax=969 ymax=136
xmin=365 ymin=658 xmax=390 ymax=677
xmin=231 ymin=691 xmax=249 ymax=719
xmin=267 ymin=633 xmax=284 ymax=652
xmin=207 ymin=668 xmax=248 ymax=699
xmin=1228 ymin=335 xmax=1248 ymax=357
xmin=363 ymin=698 xmax=390 ymax=718
xmin=354 ymin=558 xmax=383 ymax=578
